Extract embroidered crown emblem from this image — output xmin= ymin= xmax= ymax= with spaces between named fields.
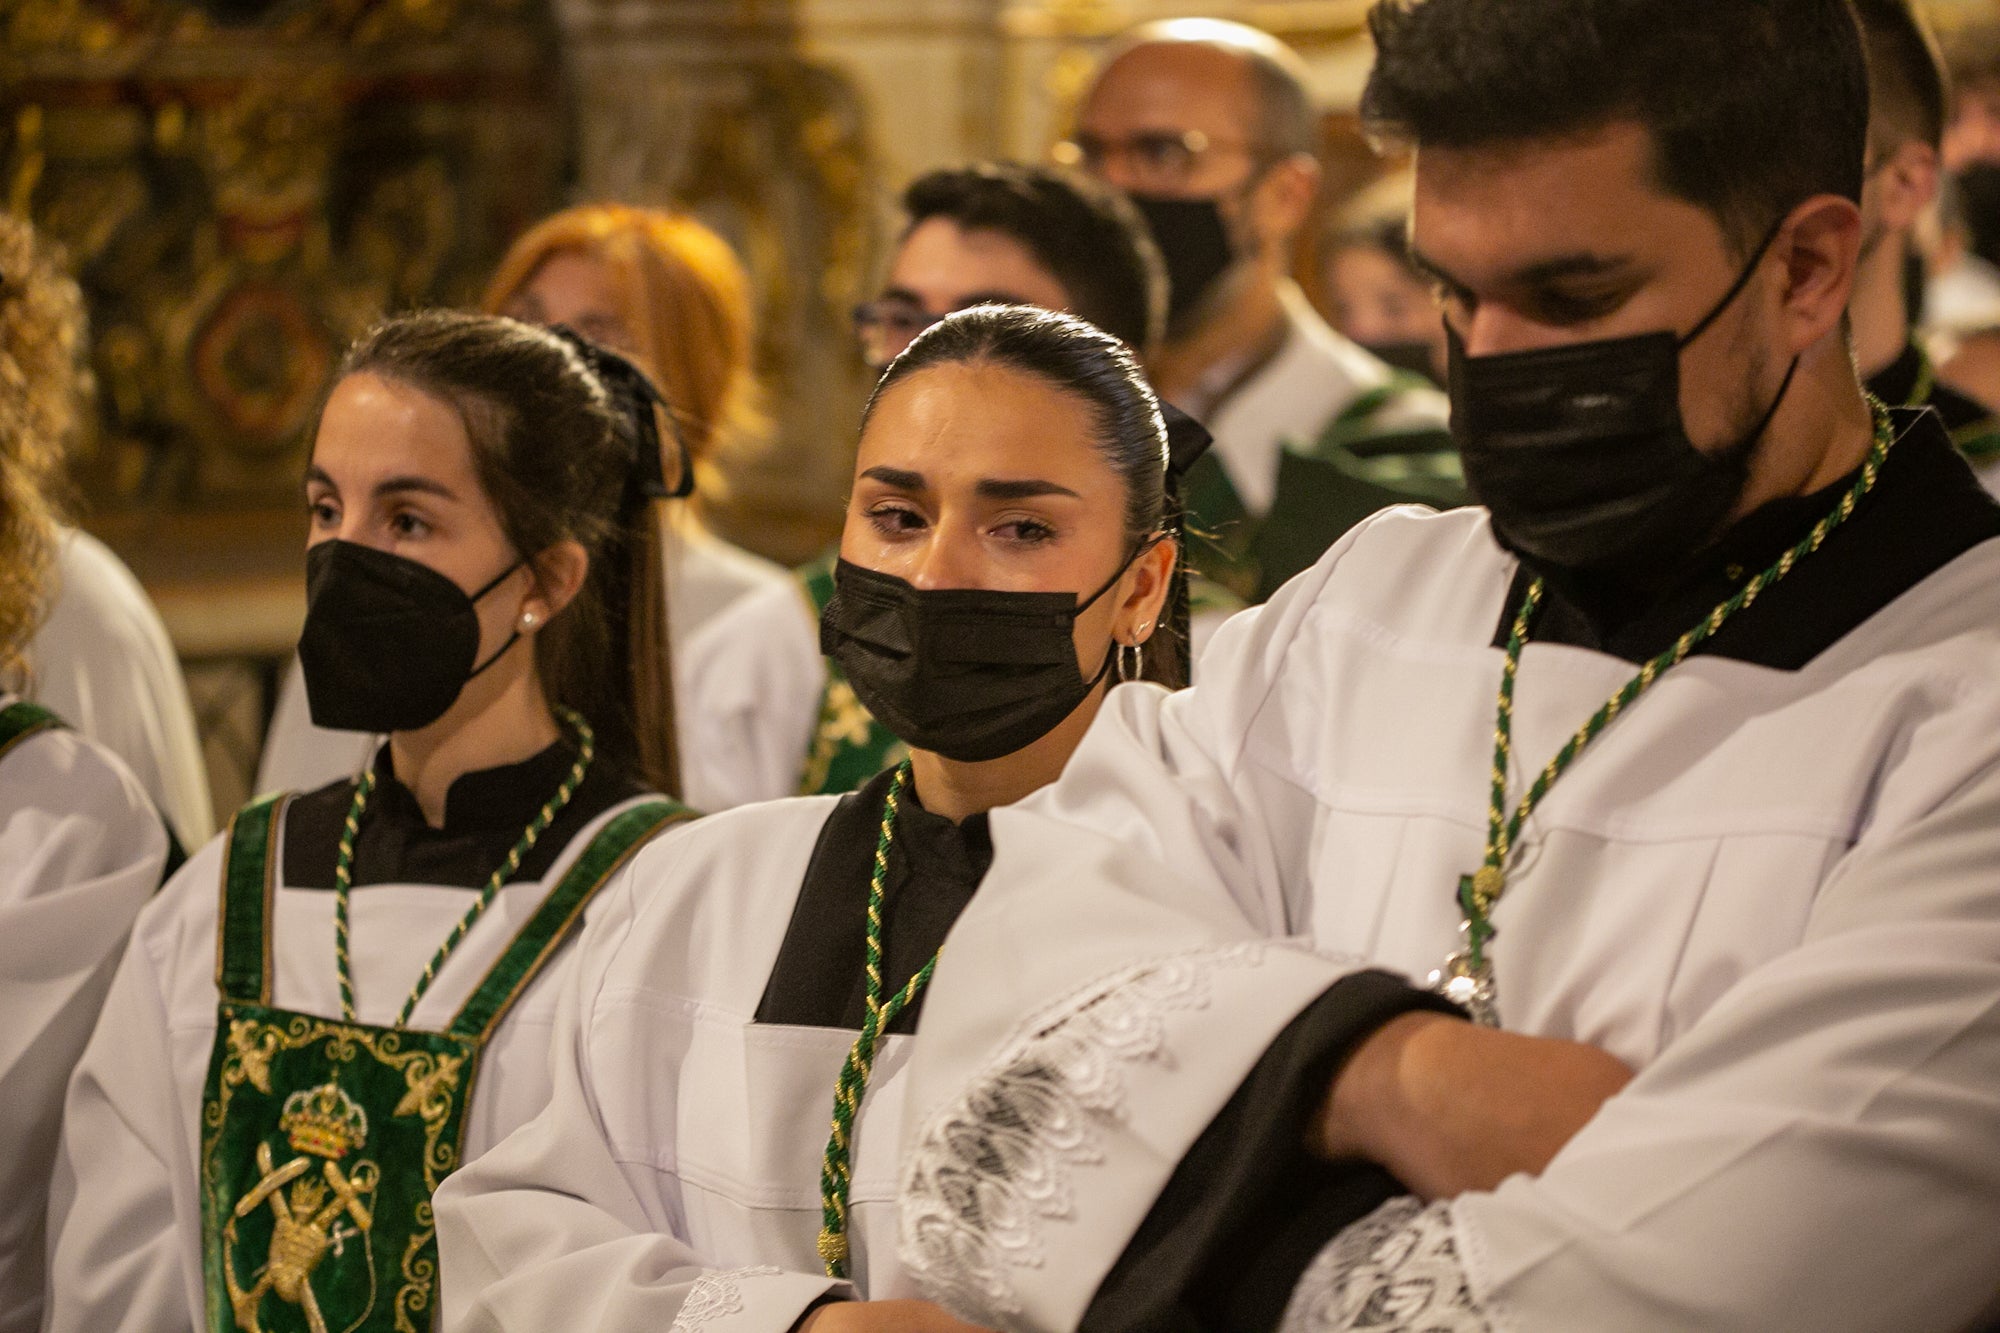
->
xmin=279 ymin=1082 xmax=369 ymax=1160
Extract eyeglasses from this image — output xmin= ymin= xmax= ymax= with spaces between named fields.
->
xmin=852 ymin=299 xmax=945 ymax=370
xmin=1052 ymin=128 xmax=1260 ymax=191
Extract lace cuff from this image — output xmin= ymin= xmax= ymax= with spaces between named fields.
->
xmin=669 ymin=1266 xmax=843 ymax=1333
xmin=1277 ymin=1197 xmax=1490 ymax=1332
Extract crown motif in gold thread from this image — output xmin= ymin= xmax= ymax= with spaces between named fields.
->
xmin=279 ymin=1082 xmax=369 ymax=1160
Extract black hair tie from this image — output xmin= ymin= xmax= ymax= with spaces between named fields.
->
xmin=549 ymin=325 xmax=696 ymax=501
xmin=1160 ymin=401 xmax=1213 ymax=482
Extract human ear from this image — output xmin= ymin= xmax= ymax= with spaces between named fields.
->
xmin=1877 ymin=140 xmax=1941 ymax=234
xmin=1775 ymin=194 xmax=1864 ymax=354
xmin=520 ymin=539 xmax=590 ymax=632
xmin=1118 ymin=535 xmax=1179 ymax=645
xmin=1252 ymin=152 xmax=1322 ymax=252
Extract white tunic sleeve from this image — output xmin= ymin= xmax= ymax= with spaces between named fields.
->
xmin=900 ymin=506 xmax=2000 ymax=1333
xmin=675 ymin=579 xmax=825 ymax=812
xmin=0 ymin=725 xmax=169 ymax=1333
xmin=898 ymin=541 xmax=1377 ymax=1330
xmin=436 ymin=865 xmax=842 ymax=1333
xmin=23 ymin=529 xmax=215 ymax=846
xmin=41 ymin=840 xmax=218 ymax=1333
xmin=1280 ymin=749 xmax=2000 ymax=1333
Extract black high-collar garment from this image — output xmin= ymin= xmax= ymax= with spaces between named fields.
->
xmin=1492 ymin=407 xmax=2000 ymax=669
xmin=282 ymin=735 xmax=646 ymax=890
xmin=755 ymin=764 xmax=993 ymax=1036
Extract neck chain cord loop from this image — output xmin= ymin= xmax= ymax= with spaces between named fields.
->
xmin=333 ymin=707 xmax=596 ymax=1027
xmin=817 ymin=761 xmax=937 ymax=1279
xmin=1453 ymin=399 xmax=1900 ymax=990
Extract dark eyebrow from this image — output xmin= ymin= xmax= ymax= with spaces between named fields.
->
xmin=1407 ymin=244 xmax=1636 ymax=294
xmin=976 ymin=477 xmax=1080 ymax=501
xmin=860 ymin=465 xmax=925 ymax=490
xmin=877 ymin=287 xmax=925 ymax=308
xmin=304 ymin=463 xmax=334 ymax=490
xmin=375 ymin=475 xmax=460 ymax=502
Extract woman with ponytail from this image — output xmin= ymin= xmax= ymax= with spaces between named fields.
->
xmin=435 ymin=305 xmax=1197 ymax=1332
xmin=258 ymin=204 xmax=786 ymax=796
xmin=44 ymin=312 xmax=696 ymax=1333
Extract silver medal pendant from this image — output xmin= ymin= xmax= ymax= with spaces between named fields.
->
xmin=1427 ymin=947 xmax=1500 ymax=1027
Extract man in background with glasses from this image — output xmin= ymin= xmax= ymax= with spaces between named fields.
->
xmin=1059 ymin=18 xmax=1458 ymax=605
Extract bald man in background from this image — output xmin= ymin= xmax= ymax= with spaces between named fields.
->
xmin=1062 ymin=19 xmax=1459 ymax=603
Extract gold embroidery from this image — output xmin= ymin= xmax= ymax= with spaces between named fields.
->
xmin=225 ymin=1020 xmax=281 ymax=1094
xmin=205 ymin=1017 xmax=470 ymax=1333
xmin=224 ymin=1138 xmax=379 ymax=1333
xmin=391 ymin=1054 xmax=463 ymax=1127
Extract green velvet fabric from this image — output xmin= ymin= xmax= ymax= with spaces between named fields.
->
xmin=794 ymin=553 xmax=907 ymax=797
xmin=200 ymin=1002 xmax=478 ymax=1333
xmin=1182 ymin=381 xmax=1465 ymax=605
xmin=199 ymin=795 xmax=691 ymax=1332
xmin=0 ymin=700 xmax=62 ymax=762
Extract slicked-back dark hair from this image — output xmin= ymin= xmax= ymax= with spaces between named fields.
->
xmin=863 ymin=304 xmax=1189 ymax=689
xmin=1851 ymin=0 xmax=1949 ymax=152
xmin=1362 ymin=0 xmax=1870 ymax=255
xmin=901 ymin=163 xmax=1167 ymax=355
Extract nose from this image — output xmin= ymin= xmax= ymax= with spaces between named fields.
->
xmin=1457 ymin=304 xmax=1570 ymax=359
xmin=906 ymin=519 xmax=982 ymax=592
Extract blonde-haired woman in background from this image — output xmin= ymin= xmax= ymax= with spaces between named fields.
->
xmin=257 ymin=204 xmax=786 ymax=796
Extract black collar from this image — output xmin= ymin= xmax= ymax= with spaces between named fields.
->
xmin=281 ymin=735 xmax=647 ymax=890
xmin=1493 ymin=408 xmax=2000 ymax=669
xmin=755 ymin=764 xmax=992 ymax=1035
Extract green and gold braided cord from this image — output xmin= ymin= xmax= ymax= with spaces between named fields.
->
xmin=334 ymin=707 xmax=595 ymax=1026
xmin=817 ymin=761 xmax=938 ymax=1280
xmin=1458 ymin=400 xmax=1899 ymax=966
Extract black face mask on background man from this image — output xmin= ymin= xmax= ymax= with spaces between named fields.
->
xmin=298 ymin=539 xmax=524 ymax=734
xmin=1448 ymin=222 xmax=1797 ymax=577
xmin=819 ymin=549 xmax=1143 ymax=764
xmin=1130 ymin=194 xmax=1240 ymax=332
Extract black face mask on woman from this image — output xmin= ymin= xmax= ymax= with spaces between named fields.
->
xmin=298 ymin=539 xmax=524 ymax=733
xmin=819 ymin=549 xmax=1143 ymax=763
xmin=1448 ymin=222 xmax=1797 ymax=576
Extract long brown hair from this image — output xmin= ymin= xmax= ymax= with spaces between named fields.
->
xmin=0 ymin=216 xmax=84 ymax=672
xmin=335 ymin=311 xmax=680 ymax=794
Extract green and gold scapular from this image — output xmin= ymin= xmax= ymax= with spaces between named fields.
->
xmin=200 ymin=793 xmax=690 ymax=1333
xmin=796 ymin=554 xmax=906 ymax=797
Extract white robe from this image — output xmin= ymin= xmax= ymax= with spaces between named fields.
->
xmin=435 ymin=798 xmax=924 ymax=1332
xmin=41 ymin=795 xmax=663 ymax=1333
xmin=897 ymin=503 xmax=2000 ymax=1333
xmin=0 ymin=703 xmax=168 ymax=1333
xmin=17 ymin=528 xmax=214 ymax=848
xmin=254 ymin=513 xmax=787 ymax=797
xmin=1203 ymin=282 xmax=1448 ymax=517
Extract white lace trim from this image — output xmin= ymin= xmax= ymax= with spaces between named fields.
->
xmin=670 ymin=1266 xmax=785 ymax=1332
xmin=1278 ymin=1197 xmax=1489 ymax=1333
xmin=898 ymin=944 xmax=1263 ymax=1324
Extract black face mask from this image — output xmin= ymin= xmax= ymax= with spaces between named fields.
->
xmin=298 ymin=540 xmax=524 ymax=734
xmin=1361 ymin=338 xmax=1443 ymax=384
xmin=819 ymin=551 xmax=1141 ymax=763
xmin=1448 ymin=223 xmax=1797 ymax=575
xmin=1130 ymin=194 xmax=1239 ymax=331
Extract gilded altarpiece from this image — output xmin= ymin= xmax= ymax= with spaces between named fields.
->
xmin=2 ymin=0 xmax=568 ymax=509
